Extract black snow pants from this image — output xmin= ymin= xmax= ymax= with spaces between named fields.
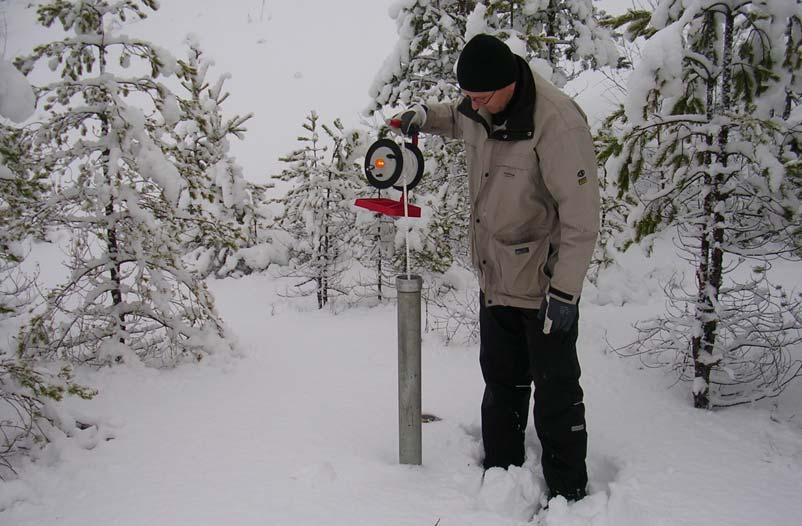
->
xmin=479 ymin=292 xmax=588 ymax=499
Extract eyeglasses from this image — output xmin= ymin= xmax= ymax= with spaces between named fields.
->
xmin=462 ymin=90 xmax=497 ymax=106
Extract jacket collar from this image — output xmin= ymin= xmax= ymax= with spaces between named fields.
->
xmin=457 ymin=55 xmax=536 ymax=142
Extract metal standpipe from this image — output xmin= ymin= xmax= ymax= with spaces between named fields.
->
xmin=396 ymin=274 xmax=422 ymax=465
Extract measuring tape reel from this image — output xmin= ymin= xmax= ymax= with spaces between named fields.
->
xmin=364 ymin=138 xmax=424 ymax=192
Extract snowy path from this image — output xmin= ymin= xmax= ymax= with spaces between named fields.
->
xmin=3 ymin=273 xmax=802 ymax=525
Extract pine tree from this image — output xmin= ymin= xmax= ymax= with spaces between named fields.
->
xmin=170 ymin=36 xmax=254 ymax=278
xmin=0 ymin=124 xmax=47 ymax=260
xmin=476 ymin=0 xmax=619 ymax=87
xmin=352 ymin=206 xmax=398 ymax=302
xmin=14 ymin=0 xmax=234 ymax=366
xmin=1 ymin=123 xmax=95 ymax=477
xmin=366 ymin=0 xmax=472 ymax=113
xmin=366 ymin=1 xmax=473 ymax=287
xmin=1 ymin=340 xmax=96 ymax=478
xmin=604 ymin=0 xmax=802 ymax=408
xmin=321 ymin=120 xmax=383 ymax=300
xmin=591 ymin=105 xmax=638 ymax=281
xmin=212 ymin=178 xmax=290 ymax=277
xmin=272 ymin=111 xmax=360 ymax=309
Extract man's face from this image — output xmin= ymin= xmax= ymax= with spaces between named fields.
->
xmin=462 ymin=82 xmax=516 ymax=114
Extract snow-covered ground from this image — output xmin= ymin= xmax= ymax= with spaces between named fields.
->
xmin=4 ymin=239 xmax=802 ymax=526
xmin=3 ymin=1 xmax=802 ymax=525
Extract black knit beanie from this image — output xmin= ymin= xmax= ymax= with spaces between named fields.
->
xmin=457 ymin=34 xmax=517 ymax=92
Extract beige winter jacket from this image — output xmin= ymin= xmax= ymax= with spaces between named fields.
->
xmin=422 ymin=57 xmax=600 ymax=310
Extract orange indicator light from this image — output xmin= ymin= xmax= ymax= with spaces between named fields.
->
xmin=375 ymin=158 xmax=386 ymax=169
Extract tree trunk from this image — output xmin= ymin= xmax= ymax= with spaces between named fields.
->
xmin=375 ymin=187 xmax=385 ymax=302
xmin=691 ymin=10 xmax=719 ymax=408
xmin=377 ymin=247 xmax=383 ymax=302
xmin=784 ymin=17 xmax=796 ymax=121
xmin=102 ymin=146 xmax=126 ymax=344
xmin=97 ymin=37 xmax=126 ymax=344
xmin=106 ymin=213 xmax=125 ymax=336
xmin=456 ymin=0 xmax=475 ymax=17
xmin=546 ymin=1 xmax=557 ymax=64
xmin=692 ymin=200 xmax=714 ymax=408
xmin=322 ymin=184 xmax=331 ymax=307
xmin=692 ymin=8 xmax=734 ymax=408
xmin=101 ymin=119 xmax=125 ymax=342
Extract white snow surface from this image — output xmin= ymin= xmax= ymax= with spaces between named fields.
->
xmin=4 ymin=242 xmax=802 ymax=525
xmin=3 ymin=1 xmax=802 ymax=525
xmin=0 ymin=57 xmax=35 ymax=123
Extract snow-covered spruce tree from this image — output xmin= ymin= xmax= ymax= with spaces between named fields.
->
xmin=366 ymin=0 xmax=471 ymax=113
xmin=352 ymin=208 xmax=398 ymax=302
xmin=365 ymin=1 xmax=494 ymax=342
xmin=214 ymin=178 xmax=292 ymax=277
xmin=0 ymin=125 xmax=46 ymax=258
xmin=589 ymin=9 xmax=661 ymax=280
xmin=473 ymin=0 xmax=619 ymax=87
xmin=605 ymin=1 xmax=802 ymax=408
xmin=318 ymin=122 xmax=403 ymax=303
xmin=365 ymin=0 xmax=473 ymax=282
xmin=591 ymin=105 xmax=641 ymax=282
xmin=365 ymin=0 xmax=470 ymax=193
xmin=272 ymin=111 xmax=360 ymax=309
xmin=350 ymin=130 xmax=468 ymax=303
xmin=1 ymin=123 xmax=95 ymax=477
xmin=169 ymin=36 xmax=254 ymax=278
xmin=14 ymin=0 xmax=234 ymax=366
xmin=349 ymin=136 xmax=402 ymax=303
xmin=413 ymin=181 xmax=470 ymax=274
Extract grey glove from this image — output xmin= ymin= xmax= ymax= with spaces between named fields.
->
xmin=388 ymin=104 xmax=427 ymax=136
xmin=538 ymin=293 xmax=577 ymax=334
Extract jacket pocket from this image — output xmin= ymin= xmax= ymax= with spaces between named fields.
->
xmin=493 ymin=159 xmax=529 ymax=179
xmin=494 ymin=238 xmax=550 ymax=299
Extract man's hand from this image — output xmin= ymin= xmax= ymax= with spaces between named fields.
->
xmin=538 ymin=293 xmax=577 ymax=334
xmin=388 ymin=104 xmax=427 ymax=137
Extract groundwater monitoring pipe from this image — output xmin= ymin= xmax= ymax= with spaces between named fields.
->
xmin=396 ymin=274 xmax=423 ymax=465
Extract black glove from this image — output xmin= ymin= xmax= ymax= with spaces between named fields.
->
xmin=538 ymin=293 xmax=577 ymax=334
xmin=388 ymin=104 xmax=427 ymax=137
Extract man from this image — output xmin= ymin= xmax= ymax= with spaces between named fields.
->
xmin=389 ymin=34 xmax=600 ymax=502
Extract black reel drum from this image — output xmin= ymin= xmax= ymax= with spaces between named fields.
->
xmin=364 ymin=138 xmax=424 ymax=191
